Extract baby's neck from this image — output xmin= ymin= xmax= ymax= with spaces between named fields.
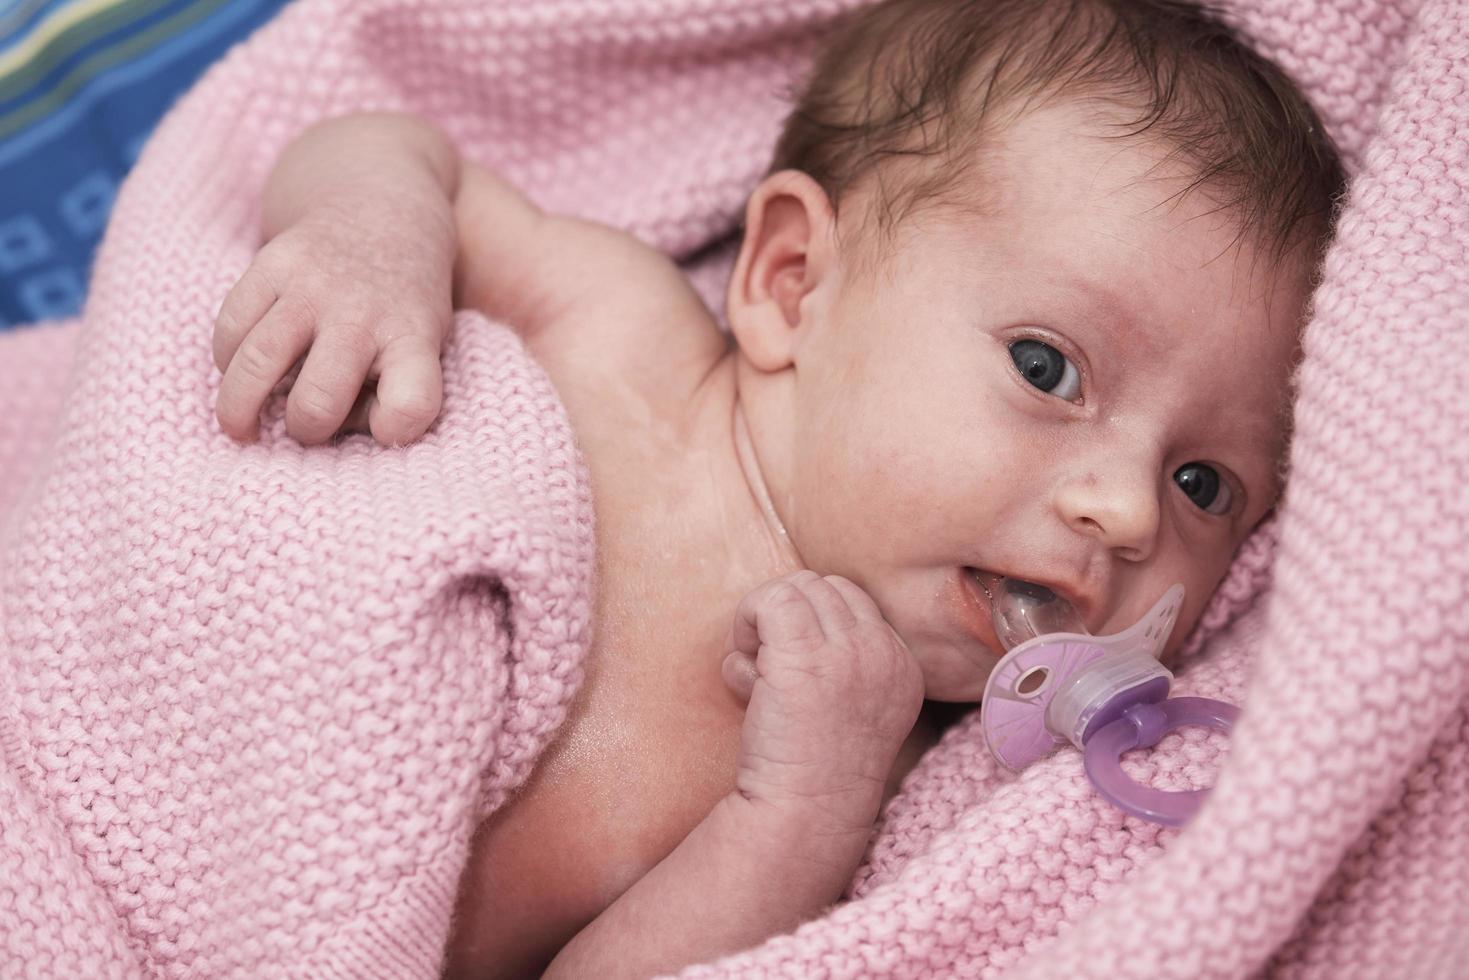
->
xmin=657 ymin=351 xmax=804 ymax=598
xmin=732 ymin=398 xmax=805 ymax=570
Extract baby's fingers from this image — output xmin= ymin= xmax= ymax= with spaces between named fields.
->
xmin=213 ymin=264 xmax=279 ymax=374
xmin=285 ymin=325 xmax=378 ymax=445
xmin=216 ymin=300 xmax=315 ymax=441
xmin=820 ymin=576 xmax=885 ymax=623
xmin=730 ymin=573 xmax=825 ymax=661
xmin=368 ymin=332 xmax=443 ymax=446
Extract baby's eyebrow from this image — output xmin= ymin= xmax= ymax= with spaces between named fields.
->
xmin=1058 ymin=276 xmax=1170 ymax=357
xmin=1062 ymin=274 xmax=1138 ymax=324
xmin=1068 ymin=277 xmax=1132 ymax=321
xmin=1214 ymin=416 xmax=1287 ymax=496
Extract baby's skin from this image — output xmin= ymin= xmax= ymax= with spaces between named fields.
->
xmin=214 ymin=105 xmax=1310 ymax=976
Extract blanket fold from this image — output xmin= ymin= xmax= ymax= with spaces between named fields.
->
xmin=1 ymin=305 xmax=595 ymax=978
xmin=1 ymin=0 xmax=1464 ymax=977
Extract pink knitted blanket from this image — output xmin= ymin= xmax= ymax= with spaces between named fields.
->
xmin=2 ymin=0 xmax=1465 ymax=977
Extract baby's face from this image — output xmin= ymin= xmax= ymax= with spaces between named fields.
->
xmin=765 ymin=102 xmax=1311 ymax=700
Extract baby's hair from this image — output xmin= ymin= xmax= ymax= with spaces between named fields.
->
xmin=772 ymin=0 xmax=1346 ymax=260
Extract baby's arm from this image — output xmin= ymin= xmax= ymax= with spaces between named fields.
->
xmin=544 ymin=572 xmax=926 ymax=978
xmin=544 ymin=794 xmax=866 ymax=977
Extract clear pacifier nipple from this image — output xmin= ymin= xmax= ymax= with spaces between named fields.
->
xmin=990 ymin=578 xmax=1087 ymax=650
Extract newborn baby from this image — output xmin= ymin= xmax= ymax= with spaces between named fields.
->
xmin=211 ymin=0 xmax=1343 ymax=975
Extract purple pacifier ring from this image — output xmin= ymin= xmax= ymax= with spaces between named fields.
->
xmin=1082 ymin=697 xmax=1240 ymax=827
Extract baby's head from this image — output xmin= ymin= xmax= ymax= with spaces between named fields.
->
xmin=726 ymin=0 xmax=1344 ymax=699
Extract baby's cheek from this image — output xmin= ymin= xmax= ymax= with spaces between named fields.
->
xmin=1161 ymin=574 xmax=1230 ymax=663
xmin=852 ymin=438 xmax=964 ymax=523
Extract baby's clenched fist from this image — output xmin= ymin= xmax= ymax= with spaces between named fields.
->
xmin=722 ymin=570 xmax=925 ymax=834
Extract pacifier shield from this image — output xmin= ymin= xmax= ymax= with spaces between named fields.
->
xmin=980 ymin=638 xmax=1108 ymax=771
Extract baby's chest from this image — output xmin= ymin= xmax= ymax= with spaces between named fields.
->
xmin=528 ymin=609 xmax=746 ymax=884
xmin=449 ymin=602 xmax=744 ymax=975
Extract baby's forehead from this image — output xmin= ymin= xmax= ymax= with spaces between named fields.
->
xmin=858 ymin=105 xmax=1315 ymax=300
xmin=966 ymin=103 xmax=1242 ymax=230
xmin=853 ymin=98 xmax=1321 ymax=303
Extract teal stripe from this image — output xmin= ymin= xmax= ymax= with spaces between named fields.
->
xmin=0 ymin=0 xmax=259 ymax=166
xmin=0 ymin=0 xmax=229 ymax=139
xmin=0 ymin=1 xmax=52 ymax=51
xmin=0 ymin=0 xmax=180 ymax=105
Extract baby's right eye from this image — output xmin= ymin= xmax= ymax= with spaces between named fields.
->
xmin=1009 ymin=339 xmax=1081 ymax=402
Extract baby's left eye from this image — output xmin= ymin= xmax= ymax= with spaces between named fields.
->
xmin=1174 ymin=462 xmax=1232 ymax=515
xmin=1008 ymin=339 xmax=1081 ymax=402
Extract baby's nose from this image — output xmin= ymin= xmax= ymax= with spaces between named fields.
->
xmin=1053 ymin=467 xmax=1161 ymax=562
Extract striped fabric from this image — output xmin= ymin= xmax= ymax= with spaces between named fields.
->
xmin=0 ymin=0 xmax=289 ymax=329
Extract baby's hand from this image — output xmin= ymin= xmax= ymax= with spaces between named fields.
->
xmin=722 ymin=571 xmax=925 ymax=834
xmin=213 ymin=190 xmax=455 ymax=446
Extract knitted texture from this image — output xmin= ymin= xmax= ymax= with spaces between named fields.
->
xmin=0 ymin=0 xmax=1464 ymax=977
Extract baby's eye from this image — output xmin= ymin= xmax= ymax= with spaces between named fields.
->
xmin=1174 ymin=462 xmax=1232 ymax=515
xmin=1008 ymin=339 xmax=1081 ymax=402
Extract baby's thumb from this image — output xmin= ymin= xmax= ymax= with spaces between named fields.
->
xmin=721 ymin=650 xmax=758 ymax=703
xmin=370 ymin=333 xmax=443 ymax=446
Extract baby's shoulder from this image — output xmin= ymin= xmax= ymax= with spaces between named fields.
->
xmin=455 ymin=160 xmax=727 ymax=411
xmin=509 ymin=221 xmax=728 ymax=428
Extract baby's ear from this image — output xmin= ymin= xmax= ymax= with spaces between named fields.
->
xmin=726 ymin=170 xmax=839 ymax=371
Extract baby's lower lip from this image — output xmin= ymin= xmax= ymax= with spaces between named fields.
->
xmin=958 ymin=567 xmax=1007 ymax=660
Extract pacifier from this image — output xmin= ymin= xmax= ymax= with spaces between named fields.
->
xmin=978 ymin=579 xmax=1240 ymax=826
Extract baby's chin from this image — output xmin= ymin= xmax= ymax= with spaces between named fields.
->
xmin=862 ymin=565 xmax=1006 ymax=703
xmin=908 ymin=637 xmax=1002 ymax=702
